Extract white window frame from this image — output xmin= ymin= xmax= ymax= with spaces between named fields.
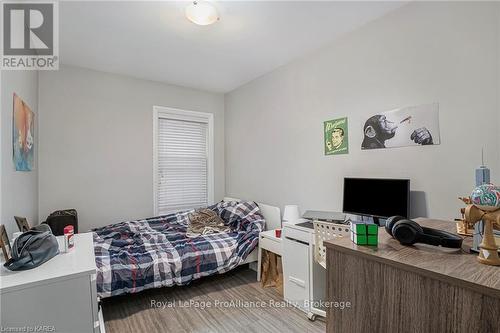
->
xmin=153 ymin=106 xmax=214 ymax=215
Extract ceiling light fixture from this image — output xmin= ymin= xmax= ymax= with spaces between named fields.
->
xmin=185 ymin=1 xmax=219 ymax=26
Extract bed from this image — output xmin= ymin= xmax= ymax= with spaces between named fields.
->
xmin=92 ymin=198 xmax=280 ymax=298
xmin=224 ymin=197 xmax=281 ymax=266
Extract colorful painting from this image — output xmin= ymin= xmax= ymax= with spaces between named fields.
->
xmin=361 ymin=103 xmax=440 ymax=150
xmin=13 ymin=93 xmax=34 ymax=171
xmin=324 ymin=117 xmax=348 ymax=155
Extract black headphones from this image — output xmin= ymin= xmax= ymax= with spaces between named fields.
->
xmin=385 ymin=216 xmax=463 ymax=248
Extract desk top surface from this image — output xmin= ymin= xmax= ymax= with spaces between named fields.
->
xmin=324 ymin=218 xmax=500 ymax=298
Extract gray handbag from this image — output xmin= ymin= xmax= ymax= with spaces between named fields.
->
xmin=4 ymin=224 xmax=60 ymax=271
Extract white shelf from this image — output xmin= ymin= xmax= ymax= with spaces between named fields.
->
xmin=257 ymin=228 xmax=283 ymax=281
xmin=260 ymin=229 xmax=282 ymax=243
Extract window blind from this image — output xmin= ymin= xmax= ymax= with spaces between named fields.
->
xmin=156 ymin=117 xmax=208 ymax=214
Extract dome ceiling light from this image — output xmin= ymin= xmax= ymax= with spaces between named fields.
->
xmin=185 ymin=1 xmax=219 ymax=26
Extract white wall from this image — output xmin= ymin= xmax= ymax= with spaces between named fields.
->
xmin=39 ymin=65 xmax=225 ymax=231
xmin=225 ymin=2 xmax=500 ymax=220
xmin=1 ymin=71 xmax=39 ymax=237
xmin=498 ymin=4 xmax=500 ymax=175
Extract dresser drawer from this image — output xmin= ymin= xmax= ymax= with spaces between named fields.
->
xmin=283 ymin=226 xmax=310 ymax=244
xmin=0 ymin=274 xmax=97 ymax=332
xmin=260 ymin=236 xmax=282 ymax=256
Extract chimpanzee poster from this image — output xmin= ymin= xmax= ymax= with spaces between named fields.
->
xmin=324 ymin=117 xmax=348 ymax=155
xmin=361 ymin=103 xmax=440 ymax=150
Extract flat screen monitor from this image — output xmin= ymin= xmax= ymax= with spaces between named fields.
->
xmin=343 ymin=178 xmax=410 ymax=220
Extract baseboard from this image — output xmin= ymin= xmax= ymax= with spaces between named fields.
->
xmin=99 ymin=307 xmax=106 ymax=333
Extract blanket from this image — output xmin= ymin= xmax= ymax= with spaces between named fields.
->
xmin=93 ymin=201 xmax=265 ymax=298
xmin=186 ymin=208 xmax=230 ymax=238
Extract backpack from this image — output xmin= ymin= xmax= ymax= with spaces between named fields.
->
xmin=4 ymin=224 xmax=59 ymax=271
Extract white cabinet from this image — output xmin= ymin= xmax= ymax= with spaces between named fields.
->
xmin=282 ymin=233 xmax=310 ymax=311
xmin=0 ymin=233 xmax=103 ymax=333
xmin=282 ymin=222 xmax=326 ymax=319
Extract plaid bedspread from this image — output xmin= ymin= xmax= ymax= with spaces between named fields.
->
xmin=93 ymin=201 xmax=265 ymax=298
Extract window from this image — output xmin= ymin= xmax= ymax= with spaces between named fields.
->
xmin=153 ymin=106 xmax=214 ymax=215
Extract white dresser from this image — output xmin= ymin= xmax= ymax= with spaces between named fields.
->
xmin=0 ymin=232 xmax=103 ymax=333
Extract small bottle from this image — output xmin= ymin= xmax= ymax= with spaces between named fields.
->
xmin=64 ymin=225 xmax=75 ymax=251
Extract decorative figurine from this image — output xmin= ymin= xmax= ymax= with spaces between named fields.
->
xmin=475 ymin=149 xmax=490 ymax=186
xmin=456 ymin=199 xmax=475 ymax=236
xmin=463 ymin=184 xmax=500 ymax=266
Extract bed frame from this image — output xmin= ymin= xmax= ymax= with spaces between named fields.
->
xmin=223 ymin=197 xmax=281 ymax=267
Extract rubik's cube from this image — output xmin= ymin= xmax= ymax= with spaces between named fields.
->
xmin=350 ymin=221 xmax=378 ymax=246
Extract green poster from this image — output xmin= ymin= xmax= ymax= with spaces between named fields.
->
xmin=324 ymin=117 xmax=348 ymax=155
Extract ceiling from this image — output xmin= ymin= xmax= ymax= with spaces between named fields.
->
xmin=60 ymin=1 xmax=406 ymax=93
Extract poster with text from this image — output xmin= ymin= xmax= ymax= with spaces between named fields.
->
xmin=361 ymin=103 xmax=440 ymax=150
xmin=324 ymin=117 xmax=348 ymax=155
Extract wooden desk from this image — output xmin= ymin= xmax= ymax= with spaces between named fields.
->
xmin=324 ymin=218 xmax=500 ymax=333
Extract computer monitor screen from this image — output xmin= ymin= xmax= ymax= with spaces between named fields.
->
xmin=343 ymin=178 xmax=410 ymax=219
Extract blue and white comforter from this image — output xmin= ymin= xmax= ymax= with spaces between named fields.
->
xmin=93 ymin=201 xmax=265 ymax=298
